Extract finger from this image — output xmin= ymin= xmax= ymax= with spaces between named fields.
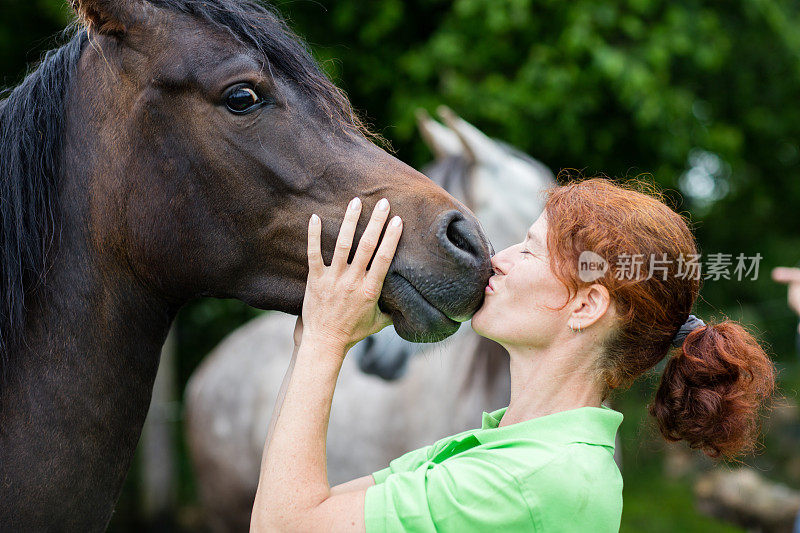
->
xmin=307 ymin=214 xmax=323 ymax=275
xmin=331 ymin=197 xmax=362 ymax=272
xmin=365 ymin=216 xmax=403 ymax=295
xmin=351 ymin=198 xmax=391 ymax=272
xmin=772 ymin=267 xmax=800 ymax=284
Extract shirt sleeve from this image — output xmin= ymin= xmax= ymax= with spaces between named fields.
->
xmin=364 ymin=451 xmax=534 ymax=533
xmin=371 ymin=444 xmax=436 ymax=484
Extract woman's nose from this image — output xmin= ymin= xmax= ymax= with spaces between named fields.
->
xmin=490 ymin=255 xmax=500 ymax=274
xmin=491 ymin=245 xmax=516 ymax=275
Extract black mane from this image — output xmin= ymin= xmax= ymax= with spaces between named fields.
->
xmin=0 ymin=29 xmax=86 ymax=378
xmin=0 ymin=1 xmax=372 ymax=384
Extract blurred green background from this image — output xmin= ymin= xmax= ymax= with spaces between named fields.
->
xmin=3 ymin=0 xmax=799 ymax=531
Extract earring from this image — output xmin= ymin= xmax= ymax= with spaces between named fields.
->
xmin=577 ymin=323 xmax=582 ymax=333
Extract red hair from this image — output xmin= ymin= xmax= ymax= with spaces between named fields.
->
xmin=544 ymin=178 xmax=774 ymax=458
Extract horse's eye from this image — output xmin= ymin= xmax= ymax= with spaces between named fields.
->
xmin=226 ymin=86 xmax=263 ymax=114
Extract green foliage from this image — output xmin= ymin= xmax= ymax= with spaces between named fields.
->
xmin=174 ymin=299 xmax=263 ymax=387
xmin=0 ymin=0 xmax=71 ymax=86
xmin=620 ymin=470 xmax=745 ymax=533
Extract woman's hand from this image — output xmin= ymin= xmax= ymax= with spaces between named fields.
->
xmin=772 ymin=267 xmax=800 ymax=328
xmin=301 ymin=197 xmax=403 ymax=353
xmin=255 ymin=196 xmax=399 ymax=531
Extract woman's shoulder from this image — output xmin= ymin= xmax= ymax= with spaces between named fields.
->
xmin=469 ymin=406 xmax=622 ymax=472
xmin=476 ymin=435 xmax=618 ymax=480
xmin=518 ymin=441 xmax=622 ymax=485
xmin=431 ymin=441 xmax=622 ymax=532
xmin=512 ymin=444 xmax=623 ymax=532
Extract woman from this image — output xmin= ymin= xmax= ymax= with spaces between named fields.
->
xmin=251 ymin=179 xmax=775 ymax=532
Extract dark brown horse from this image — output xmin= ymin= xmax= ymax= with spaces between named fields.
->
xmin=0 ymin=1 xmax=491 ymax=529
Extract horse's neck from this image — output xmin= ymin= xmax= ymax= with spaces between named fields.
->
xmin=0 ymin=172 xmax=176 ymax=531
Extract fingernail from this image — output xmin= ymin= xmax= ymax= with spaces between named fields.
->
xmin=349 ymin=197 xmax=361 ymax=210
xmin=310 ymin=214 xmax=320 ymax=225
xmin=391 ymin=216 xmax=402 ymax=227
xmin=377 ymin=198 xmax=389 ymax=211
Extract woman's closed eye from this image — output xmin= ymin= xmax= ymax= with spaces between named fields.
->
xmin=522 ymin=248 xmax=547 ymax=261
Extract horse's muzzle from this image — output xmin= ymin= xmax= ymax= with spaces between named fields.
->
xmin=379 ymin=209 xmax=493 ymax=342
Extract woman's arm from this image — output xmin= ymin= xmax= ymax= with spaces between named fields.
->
xmin=263 ymin=341 xmax=298 ymax=452
xmin=261 ymin=327 xmax=374 ymax=497
xmin=262 ymin=313 xmax=306 ymax=454
xmin=330 ymin=475 xmax=376 ymax=496
xmin=253 ymin=340 xmax=366 ymax=531
xmin=251 ymin=197 xmax=402 ymax=532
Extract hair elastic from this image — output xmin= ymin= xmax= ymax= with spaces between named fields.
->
xmin=671 ymin=314 xmax=706 ymax=348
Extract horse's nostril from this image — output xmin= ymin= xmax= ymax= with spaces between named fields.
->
xmin=438 ymin=210 xmax=484 ymax=261
xmin=446 ymin=219 xmax=472 ymax=254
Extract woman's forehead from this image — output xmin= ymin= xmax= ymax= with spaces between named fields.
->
xmin=527 ymin=215 xmax=547 ymax=240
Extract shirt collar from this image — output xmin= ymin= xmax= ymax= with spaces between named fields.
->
xmin=478 ymin=405 xmax=623 ymax=449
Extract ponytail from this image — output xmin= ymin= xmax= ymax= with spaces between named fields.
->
xmin=649 ymin=320 xmax=775 ymax=458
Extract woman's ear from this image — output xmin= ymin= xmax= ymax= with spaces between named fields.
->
xmin=70 ymin=0 xmax=143 ymax=35
xmin=568 ymin=284 xmax=612 ymax=330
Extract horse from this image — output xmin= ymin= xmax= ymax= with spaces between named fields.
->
xmin=0 ymin=2 xmax=493 ymax=529
xmin=185 ymin=107 xmax=555 ymax=531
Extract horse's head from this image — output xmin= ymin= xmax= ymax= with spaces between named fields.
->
xmin=67 ymin=0 xmax=492 ymax=342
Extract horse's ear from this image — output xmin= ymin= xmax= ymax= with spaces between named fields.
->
xmin=437 ymin=106 xmax=503 ymax=165
xmin=70 ymin=0 xmax=142 ymax=35
xmin=415 ymin=109 xmax=465 ymax=161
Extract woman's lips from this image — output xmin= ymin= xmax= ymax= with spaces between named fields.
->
xmin=485 ymin=276 xmax=497 ymax=294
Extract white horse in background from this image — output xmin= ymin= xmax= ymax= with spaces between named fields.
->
xmin=184 ymin=108 xmax=555 ymax=532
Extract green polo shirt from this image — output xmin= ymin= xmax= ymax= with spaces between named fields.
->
xmin=364 ymin=406 xmax=623 ymax=532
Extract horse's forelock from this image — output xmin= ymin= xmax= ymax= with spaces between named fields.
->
xmin=0 ymin=31 xmax=86 ymax=385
